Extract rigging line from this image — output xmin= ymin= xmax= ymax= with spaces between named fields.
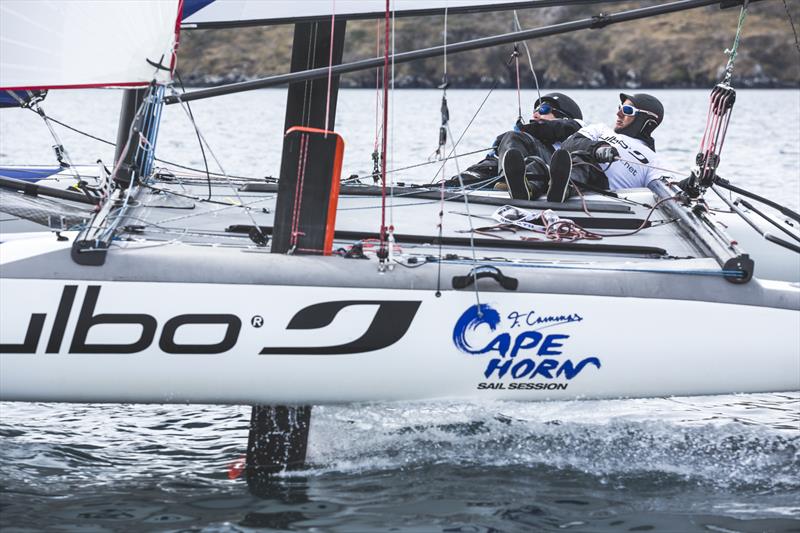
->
xmin=169 ymin=87 xmax=265 ymax=236
xmin=425 ymin=50 xmax=519 ymax=185
xmin=30 ymin=111 xmax=260 ymax=181
xmin=150 ymin=195 xmax=274 ymax=226
xmin=117 ymin=214 xmax=269 ymax=245
xmin=364 ymin=146 xmax=494 ymax=178
xmin=337 ymin=181 xmax=505 ymax=208
xmin=581 ymin=195 xmax=680 ymax=238
xmin=447 ymin=121 xmax=482 ymax=310
xmin=613 ymin=156 xmax=685 ymax=177
xmin=426 ymin=88 xmax=496 ymax=184
xmin=735 ymin=196 xmax=800 ymax=244
xmin=141 ymin=182 xmax=263 ymax=207
xmin=722 ymin=0 xmax=749 ymax=85
xmin=443 ymin=5 xmax=448 ymax=79
xmin=435 ymin=4 xmax=450 ymax=296
xmin=514 ymin=43 xmax=522 ymax=121
xmin=438 ymin=257 xmax=744 ymax=279
xmin=373 ymin=18 xmax=381 ymax=177
xmin=97 ymin=86 xmax=157 ymax=242
xmin=110 ymin=236 xmax=188 ymax=251
xmin=324 ymin=0 xmax=336 ymax=135
xmin=436 ymin=147 xmax=446 ymax=297
xmin=390 ymin=1 xmax=397 ymax=233
xmin=513 ymin=10 xmax=542 ymax=104
xmin=32 ymin=105 xmax=81 ymax=182
xmin=337 ymin=198 xmax=445 ymax=211
xmin=9 ymin=90 xmax=81 ymax=183
xmin=176 ymin=70 xmax=212 ymax=201
xmin=379 ymin=0 xmax=391 ymax=263
xmin=339 ymin=149 xmax=491 ymax=185
xmin=783 ymin=0 xmax=800 ymax=54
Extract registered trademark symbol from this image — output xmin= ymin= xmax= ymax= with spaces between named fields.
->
xmin=251 ymin=315 xmax=264 ymax=328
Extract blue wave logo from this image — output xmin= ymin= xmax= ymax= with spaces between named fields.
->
xmin=453 ymin=304 xmax=501 ymax=354
xmin=453 ymin=303 xmax=601 ymax=382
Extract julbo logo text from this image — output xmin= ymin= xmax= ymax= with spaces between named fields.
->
xmin=0 ymin=285 xmax=241 ymax=354
xmin=0 ymin=285 xmax=422 ymax=356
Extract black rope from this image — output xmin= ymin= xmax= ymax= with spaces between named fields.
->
xmin=715 ymin=176 xmax=800 ymax=223
xmin=783 ymin=0 xmax=800 ymax=55
xmin=141 ymin=182 xmax=253 ymax=207
xmin=426 ymin=51 xmax=518 ymax=185
xmin=389 ymin=147 xmax=491 ymax=177
xmin=176 ymin=70 xmax=212 ymax=200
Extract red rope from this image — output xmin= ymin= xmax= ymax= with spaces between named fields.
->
xmin=379 ymin=0 xmax=390 ymax=248
xmin=698 ymin=94 xmax=715 ymax=152
xmin=289 ymin=133 xmax=310 ymax=248
xmin=514 ymin=48 xmax=522 ymax=120
xmin=698 ymin=88 xmax=735 ymax=182
xmin=374 ymin=21 xmax=381 ymax=154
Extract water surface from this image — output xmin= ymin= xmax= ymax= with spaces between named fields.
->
xmin=1 ymin=88 xmax=799 ymax=532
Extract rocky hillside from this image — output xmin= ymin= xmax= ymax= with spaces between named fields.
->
xmin=177 ymin=1 xmax=800 ymax=89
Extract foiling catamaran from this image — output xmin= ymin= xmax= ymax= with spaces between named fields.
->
xmin=1 ymin=0 xmax=798 ymax=482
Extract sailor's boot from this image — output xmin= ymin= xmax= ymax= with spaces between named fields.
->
xmin=546 ymin=149 xmax=573 ymax=202
xmin=501 ymin=149 xmax=530 ymax=200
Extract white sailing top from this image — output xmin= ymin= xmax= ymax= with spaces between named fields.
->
xmin=576 ymin=123 xmax=660 ymax=190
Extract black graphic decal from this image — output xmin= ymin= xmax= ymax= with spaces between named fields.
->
xmin=46 ymin=285 xmax=77 ymax=353
xmin=70 ymin=286 xmax=157 ymax=354
xmin=260 ymin=300 xmax=422 ymax=355
xmin=159 ymin=314 xmax=242 ymax=354
xmin=0 ymin=313 xmax=46 ymax=353
xmin=630 ymin=149 xmax=649 ymax=164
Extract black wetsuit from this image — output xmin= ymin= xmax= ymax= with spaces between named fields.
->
xmin=447 ymin=118 xmax=582 ymax=196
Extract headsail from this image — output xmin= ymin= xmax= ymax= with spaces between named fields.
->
xmin=0 ymin=0 xmax=183 ymax=90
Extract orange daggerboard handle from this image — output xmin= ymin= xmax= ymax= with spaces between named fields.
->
xmin=272 ymin=127 xmax=345 ymax=256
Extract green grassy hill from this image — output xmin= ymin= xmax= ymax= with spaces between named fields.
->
xmin=177 ymin=2 xmax=800 ymax=89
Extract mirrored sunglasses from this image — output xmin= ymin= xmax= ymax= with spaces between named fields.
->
xmin=535 ymin=103 xmax=566 ymax=117
xmin=618 ymin=104 xmax=659 ymax=119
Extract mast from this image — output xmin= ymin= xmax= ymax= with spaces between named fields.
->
xmin=247 ymin=17 xmax=347 ymax=491
xmin=113 ymin=89 xmax=148 ymax=186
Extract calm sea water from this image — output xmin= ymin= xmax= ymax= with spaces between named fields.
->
xmin=1 ymin=89 xmax=799 ymax=532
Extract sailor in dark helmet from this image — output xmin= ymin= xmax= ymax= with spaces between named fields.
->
xmin=446 ymin=92 xmax=584 ymax=200
xmin=543 ymin=92 xmax=665 ymax=202
xmin=533 ymin=92 xmax=583 ymax=123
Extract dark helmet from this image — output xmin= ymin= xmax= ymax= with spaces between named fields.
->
xmin=617 ymin=92 xmax=664 ymax=139
xmin=534 ymin=92 xmax=583 ymax=121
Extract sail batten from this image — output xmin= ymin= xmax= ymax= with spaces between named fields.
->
xmin=0 ymin=0 xmax=182 ymax=91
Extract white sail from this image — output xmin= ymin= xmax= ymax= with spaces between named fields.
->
xmin=0 ymin=0 xmax=182 ymax=90
xmin=182 ymin=0 xmax=555 ymax=27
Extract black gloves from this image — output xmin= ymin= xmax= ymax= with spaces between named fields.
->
xmin=593 ymin=144 xmax=619 ymax=163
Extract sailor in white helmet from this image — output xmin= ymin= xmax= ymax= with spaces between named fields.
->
xmin=545 ymin=93 xmax=665 ymax=202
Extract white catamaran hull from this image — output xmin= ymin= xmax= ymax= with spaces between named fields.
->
xmin=2 ymin=276 xmax=798 ymax=404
